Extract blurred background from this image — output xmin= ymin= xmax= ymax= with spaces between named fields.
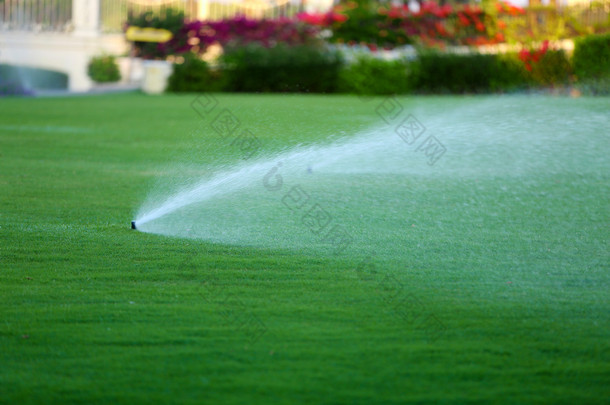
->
xmin=0 ymin=0 xmax=608 ymax=94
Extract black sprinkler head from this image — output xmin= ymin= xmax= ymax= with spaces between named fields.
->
xmin=131 ymin=221 xmax=137 ymax=230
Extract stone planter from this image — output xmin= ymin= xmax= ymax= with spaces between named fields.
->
xmin=141 ymin=60 xmax=173 ymax=94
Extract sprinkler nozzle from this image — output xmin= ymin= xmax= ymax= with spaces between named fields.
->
xmin=131 ymin=221 xmax=137 ymax=230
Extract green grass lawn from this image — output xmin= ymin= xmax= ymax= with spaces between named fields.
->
xmin=0 ymin=93 xmax=608 ymax=404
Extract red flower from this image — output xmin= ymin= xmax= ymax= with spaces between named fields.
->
xmin=332 ymin=12 xmax=348 ymax=23
xmin=296 ymin=13 xmax=325 ymax=26
xmin=496 ymin=1 xmax=525 ymax=16
xmin=457 ymin=12 xmax=470 ymax=26
xmin=509 ymin=4 xmax=525 ymax=16
xmin=518 ymin=49 xmax=530 ymax=62
xmin=387 ymin=8 xmax=403 ymax=19
xmin=441 ymin=4 xmax=452 ymax=18
xmin=518 ymin=40 xmax=550 ymax=71
xmin=435 ymin=21 xmax=448 ymax=36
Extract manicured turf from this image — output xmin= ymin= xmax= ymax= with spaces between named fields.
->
xmin=0 ymin=93 xmax=608 ymax=404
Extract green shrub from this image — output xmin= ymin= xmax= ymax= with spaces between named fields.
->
xmin=573 ymin=33 xmax=610 ymax=95
xmin=573 ymin=33 xmax=610 ymax=80
xmin=221 ymin=43 xmax=344 ymax=93
xmin=490 ymin=53 xmax=532 ymax=91
xmin=167 ymin=54 xmax=225 ymax=92
xmin=410 ymin=51 xmax=528 ymax=93
xmin=337 ymin=56 xmax=412 ymax=95
xmin=529 ymin=49 xmax=572 ymax=87
xmin=87 ymin=55 xmax=121 ymax=83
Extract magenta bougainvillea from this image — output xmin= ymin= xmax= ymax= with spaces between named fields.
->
xmin=138 ymin=16 xmax=321 ymax=59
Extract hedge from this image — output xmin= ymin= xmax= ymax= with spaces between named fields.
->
xmin=167 ymin=55 xmax=225 ymax=92
xmin=573 ymin=33 xmax=610 ymax=80
xmin=409 ymin=51 xmax=529 ymax=93
xmin=166 ymin=43 xmax=576 ymax=94
xmin=573 ymin=33 xmax=610 ymax=95
xmin=337 ymin=56 xmax=412 ymax=95
xmin=220 ymin=44 xmax=344 ymax=93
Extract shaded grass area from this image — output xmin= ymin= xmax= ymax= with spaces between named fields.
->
xmin=0 ymin=93 xmax=608 ymax=404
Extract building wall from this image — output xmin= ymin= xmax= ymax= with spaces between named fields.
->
xmin=0 ymin=32 xmax=128 ymax=91
xmin=0 ymin=0 xmax=130 ymax=91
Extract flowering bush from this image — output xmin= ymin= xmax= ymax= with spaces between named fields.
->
xmin=296 ymin=0 xmax=525 ymax=49
xmin=495 ymin=0 xmax=527 ymax=17
xmin=128 ymin=2 xmax=529 ymax=59
xmin=128 ymin=13 xmax=322 ymax=59
xmin=518 ymin=40 xmax=550 ymax=71
xmin=515 ymin=39 xmax=571 ymax=86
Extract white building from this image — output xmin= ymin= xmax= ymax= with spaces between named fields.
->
xmin=0 ymin=1 xmax=131 ymax=91
xmin=0 ymin=0 xmax=306 ymax=91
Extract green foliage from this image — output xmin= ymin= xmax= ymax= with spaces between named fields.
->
xmin=529 ymin=49 xmax=572 ymax=86
xmin=331 ymin=4 xmax=414 ymax=48
xmin=220 ymin=43 xmax=344 ymax=93
xmin=166 ymin=44 xmax=344 ymax=93
xmin=410 ymin=51 xmax=528 ymax=93
xmin=337 ymin=56 xmax=412 ymax=94
xmin=167 ymin=54 xmax=225 ymax=92
xmin=87 ymin=55 xmax=121 ymax=83
xmin=408 ymin=49 xmax=571 ymax=93
xmin=573 ymin=32 xmax=610 ymax=80
xmin=573 ymin=33 xmax=610 ymax=95
xmin=165 ymin=47 xmax=574 ymax=95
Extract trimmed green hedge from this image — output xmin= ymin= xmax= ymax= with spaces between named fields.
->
xmin=167 ymin=55 xmax=225 ymax=92
xmin=573 ymin=33 xmax=610 ymax=80
xmin=221 ymin=44 xmax=344 ymax=93
xmin=409 ymin=51 xmax=531 ymax=93
xmin=337 ymin=56 xmax=412 ymax=95
xmin=573 ymin=33 xmax=610 ymax=95
xmin=168 ymin=45 xmax=344 ymax=93
xmin=529 ymin=50 xmax=572 ymax=87
xmin=166 ymin=44 xmax=577 ymax=95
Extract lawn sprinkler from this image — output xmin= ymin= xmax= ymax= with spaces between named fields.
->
xmin=131 ymin=221 xmax=137 ymax=230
